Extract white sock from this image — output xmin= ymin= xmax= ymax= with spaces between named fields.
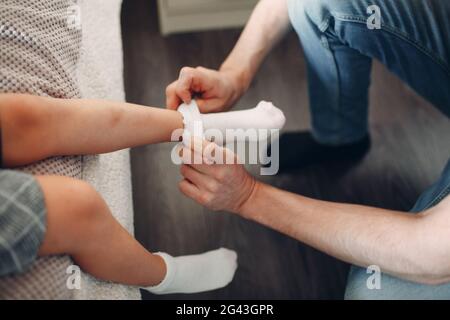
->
xmin=201 ymin=101 xmax=286 ymax=144
xmin=178 ymin=100 xmax=204 ymax=144
xmin=144 ymin=248 xmax=238 ymax=295
xmin=178 ymin=100 xmax=286 ymax=145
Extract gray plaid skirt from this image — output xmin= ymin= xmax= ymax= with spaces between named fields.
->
xmin=0 ymin=170 xmax=47 ymax=276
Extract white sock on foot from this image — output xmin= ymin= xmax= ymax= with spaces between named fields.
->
xmin=144 ymin=248 xmax=238 ymax=294
xmin=201 ymin=101 xmax=286 ymax=143
xmin=178 ymin=100 xmax=204 ymax=144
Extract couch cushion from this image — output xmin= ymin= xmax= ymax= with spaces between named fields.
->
xmin=0 ymin=0 xmax=82 ymax=299
xmin=0 ymin=0 xmax=139 ymax=300
xmin=75 ymin=0 xmax=139 ymax=300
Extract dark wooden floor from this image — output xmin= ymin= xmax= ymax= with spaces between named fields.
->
xmin=121 ymin=0 xmax=450 ymax=300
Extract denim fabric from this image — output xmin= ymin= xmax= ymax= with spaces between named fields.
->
xmin=288 ymin=0 xmax=450 ymax=299
xmin=288 ymin=0 xmax=450 ymax=145
xmin=345 ymin=161 xmax=450 ymax=300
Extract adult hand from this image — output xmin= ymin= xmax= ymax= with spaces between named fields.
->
xmin=178 ymin=139 xmax=257 ymax=213
xmin=166 ymin=67 xmax=245 ymax=113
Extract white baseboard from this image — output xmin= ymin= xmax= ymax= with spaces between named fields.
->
xmin=157 ymin=0 xmax=258 ymax=35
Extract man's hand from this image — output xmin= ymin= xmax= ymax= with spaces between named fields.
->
xmin=178 ymin=139 xmax=257 ymax=213
xmin=165 ymin=0 xmax=290 ymax=113
xmin=166 ymin=67 xmax=245 ymax=113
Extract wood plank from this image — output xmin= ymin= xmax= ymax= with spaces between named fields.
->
xmin=121 ymin=0 xmax=450 ymax=300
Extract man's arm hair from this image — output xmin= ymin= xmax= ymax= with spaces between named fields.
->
xmin=241 ymin=182 xmax=450 ymax=285
xmin=220 ymin=0 xmax=291 ymax=92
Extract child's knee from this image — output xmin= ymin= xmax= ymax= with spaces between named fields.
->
xmin=36 ymin=176 xmax=111 ymax=255
xmin=59 ymin=180 xmax=114 ymax=254
xmin=43 ymin=177 xmax=109 ymax=232
xmin=69 ymin=180 xmax=109 ymax=225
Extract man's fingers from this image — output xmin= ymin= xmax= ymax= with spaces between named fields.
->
xmin=176 ymin=67 xmax=216 ymax=103
xmin=168 ymin=66 xmax=229 ymax=113
xmin=166 ymin=66 xmax=204 ymax=108
xmin=180 ymin=147 xmax=216 ymax=174
xmin=182 ymin=138 xmax=218 ymax=163
xmin=194 ymin=138 xmax=236 ymax=164
xmin=187 ymin=137 xmax=217 ymax=155
xmin=182 ymin=138 xmax=237 ymax=166
xmin=196 ymin=98 xmax=225 ymax=114
xmin=178 ymin=179 xmax=203 ymax=203
xmin=180 ymin=164 xmax=218 ymax=192
xmin=176 ymin=67 xmax=200 ymax=104
xmin=166 ymin=81 xmax=182 ymax=110
xmin=179 ymin=143 xmax=205 ymax=165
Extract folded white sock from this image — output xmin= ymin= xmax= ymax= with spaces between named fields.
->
xmin=178 ymin=100 xmax=204 ymax=145
xmin=144 ymin=248 xmax=238 ymax=295
xmin=201 ymin=101 xmax=286 ymax=143
xmin=177 ymin=100 xmax=285 ymax=146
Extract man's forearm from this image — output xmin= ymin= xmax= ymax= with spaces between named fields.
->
xmin=220 ymin=0 xmax=291 ymax=93
xmin=1 ymin=94 xmax=183 ymax=167
xmin=240 ymin=182 xmax=450 ymax=284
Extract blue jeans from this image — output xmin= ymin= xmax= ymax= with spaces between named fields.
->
xmin=288 ymin=0 xmax=450 ymax=146
xmin=287 ymin=0 xmax=450 ymax=299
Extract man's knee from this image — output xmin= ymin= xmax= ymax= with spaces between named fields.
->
xmin=291 ymin=0 xmax=343 ymax=32
xmin=303 ymin=0 xmax=376 ymax=13
xmin=299 ymin=0 xmax=375 ymax=28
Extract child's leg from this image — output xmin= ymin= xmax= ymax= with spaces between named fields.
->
xmin=36 ymin=175 xmax=237 ymax=293
xmin=36 ymin=175 xmax=166 ymax=286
